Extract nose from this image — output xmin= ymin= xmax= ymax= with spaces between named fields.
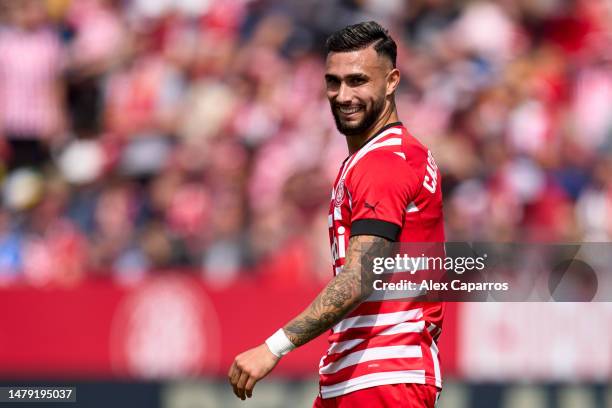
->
xmin=336 ymin=82 xmax=352 ymax=105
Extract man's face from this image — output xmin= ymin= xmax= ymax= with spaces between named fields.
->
xmin=325 ymin=46 xmax=392 ymax=136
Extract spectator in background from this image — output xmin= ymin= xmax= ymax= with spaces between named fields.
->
xmin=20 ymin=173 xmax=88 ymax=285
xmin=64 ymin=0 xmax=126 ymax=138
xmin=0 ymin=0 xmax=65 ymax=170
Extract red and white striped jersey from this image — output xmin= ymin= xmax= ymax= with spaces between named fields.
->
xmin=0 ymin=27 xmax=63 ymax=137
xmin=321 ymin=122 xmax=445 ymax=399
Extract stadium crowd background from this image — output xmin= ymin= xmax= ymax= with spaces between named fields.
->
xmin=0 ymin=0 xmax=611 ymax=287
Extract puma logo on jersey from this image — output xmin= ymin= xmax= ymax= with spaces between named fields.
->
xmin=364 ymin=201 xmax=379 ymax=214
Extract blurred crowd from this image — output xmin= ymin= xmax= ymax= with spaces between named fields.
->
xmin=0 ymin=0 xmax=610 ymax=286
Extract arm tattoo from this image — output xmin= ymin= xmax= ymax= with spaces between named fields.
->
xmin=283 ymin=235 xmax=393 ymax=347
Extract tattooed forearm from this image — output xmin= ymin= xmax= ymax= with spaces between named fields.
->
xmin=284 ymin=270 xmax=358 ymax=346
xmin=283 ymin=235 xmax=393 ymax=347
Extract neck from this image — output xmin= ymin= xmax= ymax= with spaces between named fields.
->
xmin=346 ymin=105 xmax=399 ymax=155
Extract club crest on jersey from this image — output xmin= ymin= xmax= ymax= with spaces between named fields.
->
xmin=334 ymin=179 xmax=345 ymax=207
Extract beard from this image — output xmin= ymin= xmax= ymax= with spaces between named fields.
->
xmin=331 ymin=96 xmax=385 ymax=137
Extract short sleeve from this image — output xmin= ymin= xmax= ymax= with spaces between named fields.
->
xmin=348 ymin=151 xmax=418 ymax=241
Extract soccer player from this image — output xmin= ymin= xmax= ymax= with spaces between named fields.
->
xmin=229 ymin=21 xmax=445 ymax=407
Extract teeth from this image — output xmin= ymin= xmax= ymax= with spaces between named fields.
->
xmin=339 ymin=107 xmax=360 ymax=114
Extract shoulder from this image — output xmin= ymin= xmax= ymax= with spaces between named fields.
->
xmin=347 ymin=148 xmax=419 ymax=192
xmin=356 ymin=148 xmax=409 ymax=170
xmin=349 ymin=128 xmax=416 ymax=176
xmin=403 ymin=130 xmax=430 ymax=160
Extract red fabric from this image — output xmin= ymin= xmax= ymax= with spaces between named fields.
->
xmin=313 ymin=383 xmax=439 ymax=408
xmin=323 ymin=124 xmax=445 ymax=396
xmin=349 ymin=150 xmax=418 ymax=227
xmin=329 ymin=123 xmax=445 ymax=268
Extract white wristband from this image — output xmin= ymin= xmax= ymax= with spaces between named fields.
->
xmin=265 ymin=329 xmax=296 ymax=357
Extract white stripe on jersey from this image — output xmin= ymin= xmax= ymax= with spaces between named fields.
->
xmin=430 ymin=340 xmax=442 ymax=388
xmin=332 ymin=309 xmax=423 ymax=333
xmin=381 ymin=320 xmax=425 ymax=335
xmin=334 ymin=205 xmax=342 ymax=221
xmin=320 ymin=345 xmax=422 ymax=375
xmin=327 ymin=338 xmax=365 ymax=355
xmin=369 ymin=137 xmax=402 ymax=149
xmin=327 ymin=321 xmax=425 ymax=354
xmin=320 ymin=370 xmax=426 ymax=399
xmin=339 ymin=127 xmax=403 ymax=181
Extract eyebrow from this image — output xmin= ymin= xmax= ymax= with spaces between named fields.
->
xmin=325 ymin=73 xmax=370 ymax=82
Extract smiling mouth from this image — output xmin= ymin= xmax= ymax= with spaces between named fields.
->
xmin=337 ymin=106 xmax=362 ymax=115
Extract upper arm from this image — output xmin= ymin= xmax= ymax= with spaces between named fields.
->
xmin=343 ymin=234 xmax=394 ymax=298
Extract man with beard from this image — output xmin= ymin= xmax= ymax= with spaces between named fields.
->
xmin=229 ymin=21 xmax=445 ymax=407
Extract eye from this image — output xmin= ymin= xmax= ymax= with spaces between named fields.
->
xmin=325 ymin=77 xmax=340 ymax=90
xmin=348 ymin=77 xmax=366 ymax=87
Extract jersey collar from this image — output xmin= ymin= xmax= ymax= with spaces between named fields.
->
xmin=342 ymin=121 xmax=403 ymax=164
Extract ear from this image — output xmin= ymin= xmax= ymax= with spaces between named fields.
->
xmin=386 ymin=68 xmax=400 ymax=97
